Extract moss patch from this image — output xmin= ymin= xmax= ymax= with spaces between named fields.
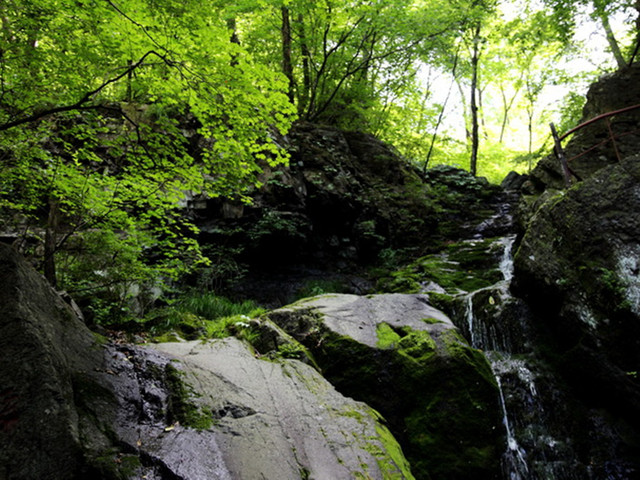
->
xmin=377 ymin=238 xmax=505 ymax=295
xmin=165 ymin=364 xmax=213 ymax=431
xmin=372 ymin=418 xmax=417 ymax=480
xmin=376 ymin=323 xmax=403 ymax=349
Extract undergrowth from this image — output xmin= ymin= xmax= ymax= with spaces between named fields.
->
xmin=142 ymin=291 xmax=265 ymax=342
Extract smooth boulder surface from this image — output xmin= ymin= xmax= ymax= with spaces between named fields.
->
xmin=150 ymin=338 xmax=414 ymax=480
xmin=0 ymin=243 xmax=414 ymax=480
xmin=267 ymin=293 xmax=504 ymax=480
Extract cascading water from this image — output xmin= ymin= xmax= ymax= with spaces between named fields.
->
xmin=496 ymin=375 xmax=529 ymax=480
xmin=461 ymin=235 xmax=531 ymax=477
xmin=459 ymin=234 xmax=578 ymax=480
xmin=416 ymin=192 xmax=636 ymax=479
xmin=415 ymin=192 xmax=633 ymax=478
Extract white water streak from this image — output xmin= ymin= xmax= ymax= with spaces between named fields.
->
xmin=496 ymin=375 xmax=529 ymax=478
xmin=498 ymin=235 xmax=517 ymax=285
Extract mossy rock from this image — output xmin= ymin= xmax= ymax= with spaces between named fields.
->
xmin=514 ymin=156 xmax=640 ymax=445
xmin=377 ymin=237 xmax=506 ymax=295
xmin=266 ymin=294 xmax=503 ymax=480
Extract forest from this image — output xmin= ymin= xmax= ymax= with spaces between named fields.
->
xmin=2 ymin=2 xmax=640 ymax=478
xmin=1 ymin=0 xmax=638 ymax=313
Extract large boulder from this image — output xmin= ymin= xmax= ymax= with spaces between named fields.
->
xmin=152 ymin=338 xmax=415 ymax=479
xmin=513 ymin=156 xmax=640 ymax=448
xmin=0 ymin=240 xmax=103 ymax=479
xmin=266 ymin=293 xmax=504 ymax=480
xmin=0 ymin=243 xmax=414 ymax=479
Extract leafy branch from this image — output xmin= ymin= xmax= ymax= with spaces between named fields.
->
xmin=0 ymin=50 xmax=174 ymax=132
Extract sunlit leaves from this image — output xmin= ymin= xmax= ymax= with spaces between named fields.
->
xmin=0 ymin=0 xmax=296 ymax=309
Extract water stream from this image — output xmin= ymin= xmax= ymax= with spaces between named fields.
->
xmin=425 ymin=196 xmax=634 ymax=479
xmin=458 ymin=234 xmax=569 ymax=480
xmin=462 ymin=235 xmax=531 ymax=478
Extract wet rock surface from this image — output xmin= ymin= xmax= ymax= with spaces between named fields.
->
xmin=513 ymin=156 xmax=640 ymax=475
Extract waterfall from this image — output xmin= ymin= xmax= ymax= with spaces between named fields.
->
xmin=460 ymin=234 xmax=542 ymax=479
xmin=465 ymin=294 xmax=475 ymax=348
xmin=456 ymin=233 xmax=600 ymax=479
xmin=498 ymin=235 xmax=515 ymax=284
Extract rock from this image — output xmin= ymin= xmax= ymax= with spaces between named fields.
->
xmin=500 ymin=171 xmax=528 ymax=191
xmin=266 ymin=293 xmax=504 ymax=480
xmin=0 ymin=243 xmax=415 ymax=479
xmin=0 ymin=243 xmax=101 ymax=480
xmin=192 ymin=123 xmax=508 ymax=305
xmin=151 ymin=338 xmax=414 ymax=480
xmin=528 ymin=63 xmax=640 ymax=192
xmin=513 ymin=156 xmax=640 ymax=458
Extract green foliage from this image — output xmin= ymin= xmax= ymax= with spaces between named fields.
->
xmin=248 ymin=209 xmax=309 ymax=242
xmin=196 ymin=245 xmax=249 ymax=292
xmin=141 ymin=291 xmax=264 ymax=343
xmin=174 ymin=291 xmax=264 ymax=321
xmin=0 ymin=0 xmax=296 ymax=316
xmin=0 ymin=0 xmax=626 ymax=330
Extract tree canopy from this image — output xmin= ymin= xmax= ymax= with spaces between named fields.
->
xmin=1 ymin=0 xmax=637 ymax=319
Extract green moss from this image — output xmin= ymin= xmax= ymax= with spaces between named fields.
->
xmin=342 ymin=408 xmax=366 ymax=423
xmin=397 ymin=331 xmax=436 ymax=363
xmin=165 ymin=364 xmax=213 ymax=431
xmin=426 ymin=292 xmax=456 ymax=315
xmin=439 ymin=329 xmax=497 ymax=387
xmin=372 ymin=419 xmax=416 ymax=479
xmin=152 ymin=331 xmax=185 ymax=343
xmin=376 ymin=238 xmax=505 ymax=295
xmin=595 ymin=267 xmax=633 ymax=312
xmin=376 ymin=272 xmax=422 ymax=294
xmin=421 ymin=317 xmax=445 ymax=324
xmin=90 ymin=331 xmax=109 ymax=347
xmin=376 ymin=323 xmax=402 ymax=349
xmin=276 ymin=341 xmax=313 ymax=362
xmin=87 ymin=451 xmax=143 ymax=480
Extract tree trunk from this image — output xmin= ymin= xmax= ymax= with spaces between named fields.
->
xmin=281 ymin=7 xmax=295 ymax=104
xmin=593 ymin=1 xmax=626 ymax=69
xmin=227 ymin=17 xmax=240 ymax=66
xmin=425 ymin=49 xmax=460 ymax=172
xmin=469 ymin=24 xmax=481 ymax=177
xmin=498 ymin=74 xmax=523 ymax=143
xmin=227 ymin=17 xmax=240 ymax=45
xmin=44 ymin=197 xmax=60 ymax=288
xmin=297 ymin=13 xmax=311 ymax=116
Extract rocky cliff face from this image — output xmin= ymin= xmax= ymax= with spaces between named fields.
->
xmin=510 ymin=65 xmax=640 ymax=477
xmin=526 ymin=63 xmax=640 ymax=192
xmin=191 ymin=122 xmax=508 ymax=305
xmin=513 ymin=157 xmax=640 ymax=474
